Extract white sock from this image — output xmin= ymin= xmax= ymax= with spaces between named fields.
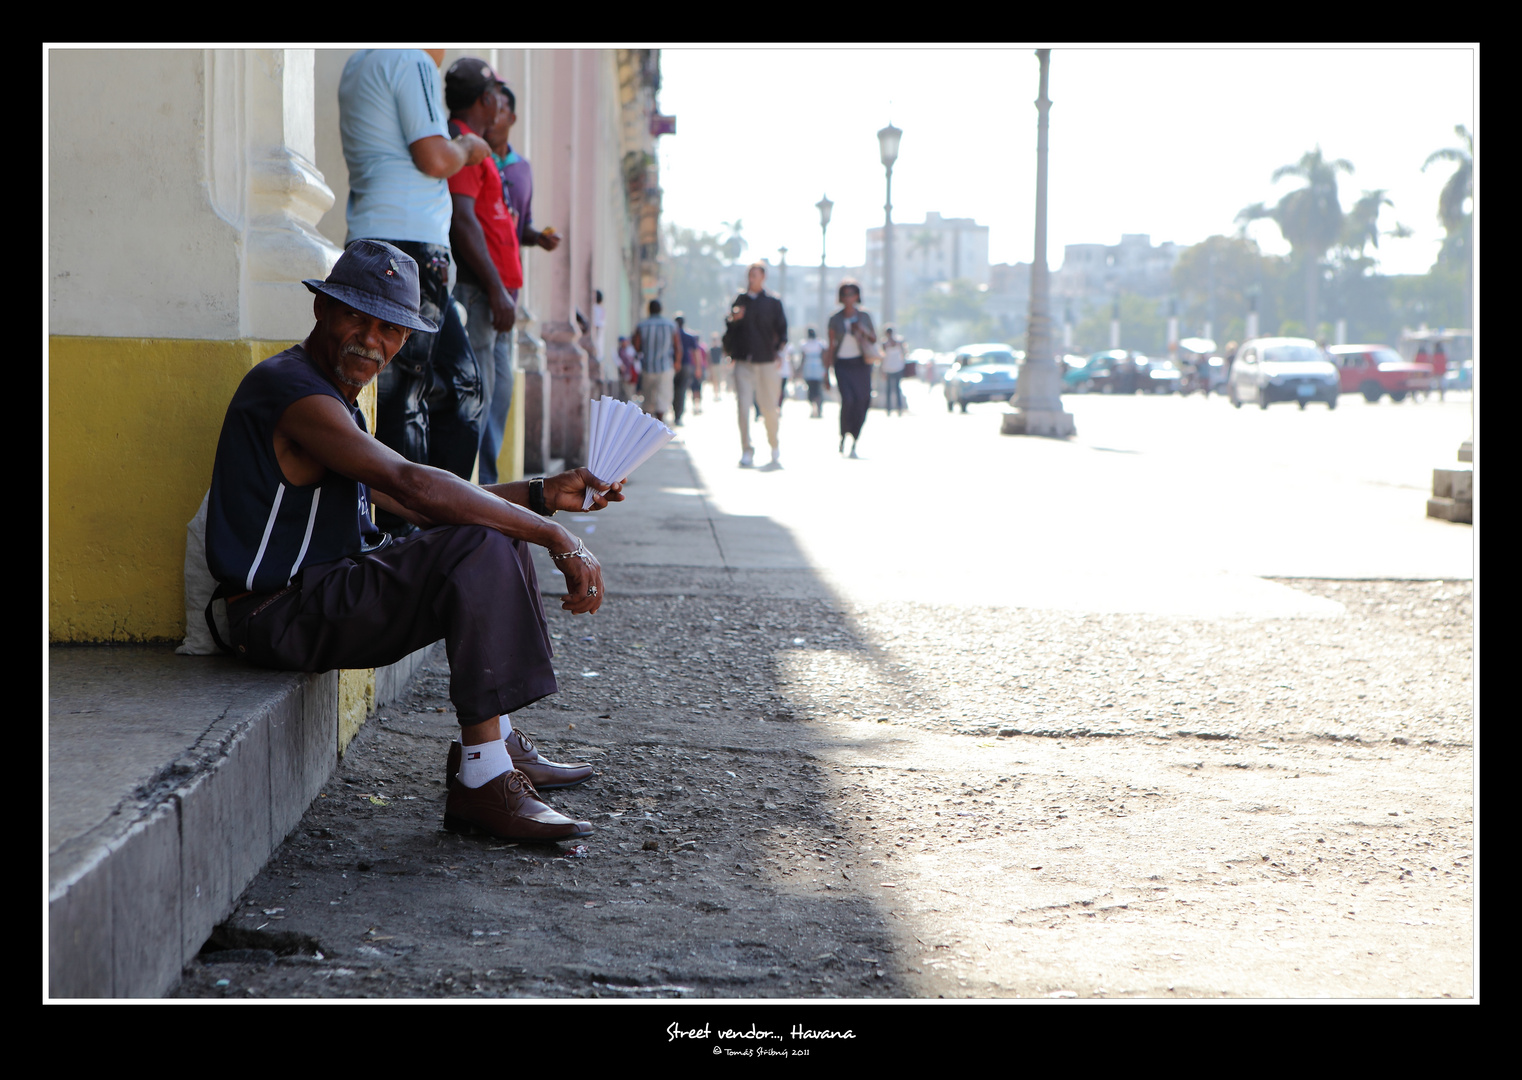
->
xmin=458 ymin=736 xmax=512 ymax=788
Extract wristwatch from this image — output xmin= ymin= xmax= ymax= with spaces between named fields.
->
xmin=528 ymin=477 xmax=555 ymax=517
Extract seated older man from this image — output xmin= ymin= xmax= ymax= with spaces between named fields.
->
xmin=205 ymin=239 xmax=620 ymax=843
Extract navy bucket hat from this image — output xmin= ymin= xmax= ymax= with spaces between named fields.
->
xmin=302 ymin=239 xmax=440 ymax=333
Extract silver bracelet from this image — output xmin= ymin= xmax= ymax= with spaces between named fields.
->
xmin=549 ymin=539 xmax=591 ymax=563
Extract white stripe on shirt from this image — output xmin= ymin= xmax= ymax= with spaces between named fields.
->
xmin=287 ymin=488 xmax=322 ymax=584
xmin=246 ymin=483 xmax=286 ymax=591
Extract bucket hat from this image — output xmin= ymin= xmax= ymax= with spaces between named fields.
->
xmin=302 ymin=239 xmax=439 ymax=333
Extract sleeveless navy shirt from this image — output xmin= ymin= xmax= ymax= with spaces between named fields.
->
xmin=206 ymin=343 xmax=379 ymax=593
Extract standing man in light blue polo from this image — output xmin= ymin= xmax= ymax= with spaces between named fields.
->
xmin=339 ymin=49 xmax=491 ymax=523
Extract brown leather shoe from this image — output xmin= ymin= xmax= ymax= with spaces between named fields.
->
xmin=446 ymin=730 xmax=596 ymax=790
xmin=443 ymin=769 xmax=593 ymax=843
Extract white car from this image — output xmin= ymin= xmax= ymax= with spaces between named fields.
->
xmin=1228 ymin=337 xmax=1339 ymax=410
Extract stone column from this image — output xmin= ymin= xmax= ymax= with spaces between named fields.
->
xmin=1003 ymin=49 xmax=1075 ymax=438
xmin=234 ymin=49 xmax=343 ymax=339
xmin=539 ymin=50 xmax=591 ymax=468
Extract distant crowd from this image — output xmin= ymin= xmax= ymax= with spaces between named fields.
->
xmin=614 ymin=263 xmax=911 ymax=466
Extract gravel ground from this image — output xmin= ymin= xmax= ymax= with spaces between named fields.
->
xmin=170 ymin=571 xmax=1472 ymax=1000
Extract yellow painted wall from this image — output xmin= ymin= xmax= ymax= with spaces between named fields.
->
xmin=497 ymin=368 xmax=527 ymax=483
xmin=48 ymin=336 xmax=296 ymax=642
xmin=337 ymin=668 xmax=376 ymax=756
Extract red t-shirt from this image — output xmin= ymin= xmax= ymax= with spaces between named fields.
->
xmin=446 ymin=121 xmax=522 ymax=291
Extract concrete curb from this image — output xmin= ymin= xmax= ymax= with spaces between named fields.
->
xmin=47 ymin=644 xmax=436 ymax=998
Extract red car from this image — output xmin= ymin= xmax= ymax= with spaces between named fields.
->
xmin=1328 ymin=344 xmax=1433 ymax=403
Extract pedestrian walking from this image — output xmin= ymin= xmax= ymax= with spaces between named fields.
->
xmin=632 ymin=300 xmax=682 ymax=422
xmin=724 ymin=262 xmax=789 ymax=468
xmin=800 ymin=328 xmax=827 ymax=418
xmin=881 ymin=327 xmax=906 ymax=415
xmin=709 ymin=333 xmax=729 ymax=400
xmin=673 ymin=314 xmax=702 ymax=427
xmin=827 ymin=280 xmax=877 ymax=458
xmin=1431 ymin=341 xmax=1448 ymax=402
xmin=615 ymin=335 xmax=640 ymax=403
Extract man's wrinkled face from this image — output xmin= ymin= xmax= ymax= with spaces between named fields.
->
xmin=313 ymin=295 xmax=411 ymax=393
xmin=747 ymin=266 xmax=765 ymax=293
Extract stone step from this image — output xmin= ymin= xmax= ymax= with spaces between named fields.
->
xmin=1426 ymin=496 xmax=1473 ymax=524
xmin=1458 ymin=440 xmax=1472 ymax=463
xmin=1432 ymin=468 xmax=1473 ymax=501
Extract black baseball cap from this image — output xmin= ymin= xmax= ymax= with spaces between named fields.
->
xmin=302 ymin=240 xmax=439 ymax=333
xmin=445 ymin=57 xmax=507 ymax=110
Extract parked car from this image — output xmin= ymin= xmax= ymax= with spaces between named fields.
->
xmin=1444 ymin=358 xmax=1474 ymax=391
xmin=909 ymin=347 xmax=938 ymax=382
xmin=1227 ymin=337 xmax=1340 ymax=410
xmin=944 ymin=344 xmax=1022 ymax=411
xmin=1327 ymin=344 xmax=1432 ymax=403
xmin=1064 ymin=349 xmax=1128 ymax=393
xmin=1138 ymin=356 xmax=1182 ymax=393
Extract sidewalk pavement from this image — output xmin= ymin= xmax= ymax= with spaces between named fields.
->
xmin=165 ymin=387 xmax=1471 ymax=1000
xmin=47 ymin=640 xmax=435 ymax=997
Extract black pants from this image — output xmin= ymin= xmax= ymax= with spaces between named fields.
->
xmin=228 ymin=525 xmax=556 ymax=724
xmin=673 ymin=366 xmax=690 ymax=424
xmin=836 ymin=358 xmax=872 ymax=439
xmin=373 ymin=242 xmax=483 ymax=523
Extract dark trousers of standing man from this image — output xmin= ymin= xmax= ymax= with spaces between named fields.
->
xmin=673 ymin=366 xmax=690 ymax=425
xmin=373 ymin=242 xmax=483 ymax=532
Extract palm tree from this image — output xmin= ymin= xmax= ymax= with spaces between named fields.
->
xmin=1340 ymin=189 xmax=1394 ymax=257
xmin=719 ymin=219 xmax=747 ymax=263
xmin=1237 ymin=146 xmax=1353 ymax=330
xmin=1423 ymin=125 xmax=1473 ymax=326
xmin=1423 ymin=125 xmax=1473 ymax=235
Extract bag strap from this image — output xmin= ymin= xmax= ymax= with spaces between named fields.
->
xmin=204 ymin=582 xmax=238 ymax=657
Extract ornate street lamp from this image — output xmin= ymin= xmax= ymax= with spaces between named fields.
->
xmin=878 ymin=123 xmax=902 ymax=325
xmin=816 ymin=194 xmax=833 ymax=330
xmin=1002 ymin=49 xmax=1075 ymax=437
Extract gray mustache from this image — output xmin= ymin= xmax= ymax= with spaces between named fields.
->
xmin=342 ymin=344 xmax=385 ymax=363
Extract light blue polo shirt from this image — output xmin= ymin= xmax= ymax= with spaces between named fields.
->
xmin=339 ymin=50 xmax=452 ymax=246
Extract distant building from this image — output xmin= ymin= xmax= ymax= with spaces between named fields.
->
xmin=866 ymin=211 xmax=990 ymax=319
xmin=986 ymin=261 xmax=1034 ymax=344
xmin=1051 ymin=233 xmax=1180 ymax=323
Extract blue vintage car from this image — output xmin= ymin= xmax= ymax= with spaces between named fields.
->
xmin=944 ymin=343 xmax=1022 ymax=412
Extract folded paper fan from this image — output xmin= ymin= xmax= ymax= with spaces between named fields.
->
xmin=581 ymin=397 xmax=675 ymax=508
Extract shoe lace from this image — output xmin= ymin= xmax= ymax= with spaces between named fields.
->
xmin=509 ymin=729 xmax=537 ymax=756
xmin=504 ymin=770 xmax=542 ymax=798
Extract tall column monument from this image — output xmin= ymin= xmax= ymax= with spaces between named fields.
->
xmin=1002 ymin=49 xmax=1075 ymax=438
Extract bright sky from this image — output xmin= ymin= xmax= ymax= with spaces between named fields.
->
xmin=657 ymin=47 xmax=1475 ymax=278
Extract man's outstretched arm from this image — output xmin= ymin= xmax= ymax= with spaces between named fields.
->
xmin=278 ymin=394 xmax=618 ymax=612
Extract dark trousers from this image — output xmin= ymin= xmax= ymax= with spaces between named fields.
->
xmin=836 ymin=358 xmax=872 ymax=439
xmin=373 ymin=242 xmax=482 ymax=524
xmin=228 ymin=525 xmax=556 ymax=724
xmin=673 ymin=366 xmax=690 ymax=424
xmin=375 ymin=242 xmax=450 ymax=477
xmin=423 ymin=291 xmax=484 ymax=480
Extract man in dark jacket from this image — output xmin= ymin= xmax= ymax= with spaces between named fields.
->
xmin=725 ymin=262 xmax=788 ymax=467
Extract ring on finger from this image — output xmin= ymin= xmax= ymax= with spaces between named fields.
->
xmin=588 ymin=585 xmax=598 ymax=597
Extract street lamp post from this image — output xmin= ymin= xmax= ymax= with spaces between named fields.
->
xmin=877 ymin=123 xmax=902 ymax=326
xmin=778 ymin=246 xmax=788 ymax=313
xmin=816 ymin=195 xmax=833 ymax=331
xmin=1002 ymin=49 xmax=1075 ymax=437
